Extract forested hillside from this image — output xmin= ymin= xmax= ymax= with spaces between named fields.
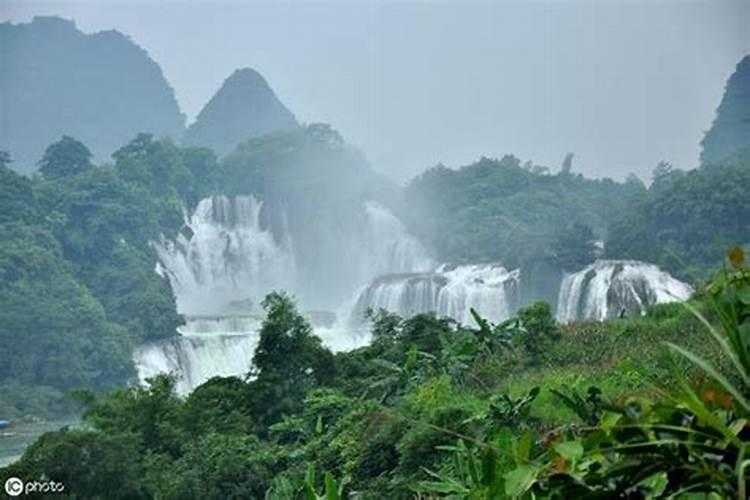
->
xmin=0 ymin=13 xmax=748 ymax=496
xmin=403 ymin=155 xmax=645 ymax=271
xmin=0 ymin=124 xmax=397 ymax=418
xmin=607 ymin=148 xmax=750 ymax=280
xmin=3 ymin=259 xmax=747 ymax=498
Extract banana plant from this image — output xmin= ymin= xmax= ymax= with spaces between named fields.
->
xmin=531 ymin=247 xmax=750 ymax=499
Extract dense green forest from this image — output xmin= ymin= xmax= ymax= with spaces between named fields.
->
xmin=607 ymin=148 xmax=750 ymax=280
xmin=2 ymin=254 xmax=747 ymax=498
xmin=403 ymin=155 xmax=645 ymax=271
xmin=1 ymin=50 xmax=749 ymax=497
xmin=403 ymin=150 xmax=750 ymax=280
xmin=0 ymin=125 xmax=383 ymax=418
xmin=2 ymin=122 xmax=750 ymax=419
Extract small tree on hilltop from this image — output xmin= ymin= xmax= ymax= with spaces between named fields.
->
xmin=38 ymin=136 xmax=93 ymax=180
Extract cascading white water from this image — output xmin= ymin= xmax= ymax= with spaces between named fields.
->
xmin=348 ymin=264 xmax=520 ymax=325
xmin=137 ymin=197 xmax=430 ymax=393
xmin=361 ymin=201 xmax=434 ymax=278
xmin=154 ymin=195 xmax=295 ymax=316
xmin=134 ymin=314 xmax=371 ymax=395
xmin=134 ymin=316 xmax=261 ymax=394
xmin=139 ymin=198 xmax=695 ymax=394
xmin=555 ymin=260 xmax=693 ymax=322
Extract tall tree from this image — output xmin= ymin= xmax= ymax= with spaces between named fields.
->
xmin=38 ymin=136 xmax=93 ymax=180
xmin=250 ymin=292 xmax=335 ymax=426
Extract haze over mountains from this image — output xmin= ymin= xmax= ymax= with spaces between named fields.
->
xmin=1 ymin=15 xmax=748 ymax=179
xmin=0 ymin=17 xmax=297 ymax=173
xmin=0 ymin=16 xmax=184 ymax=173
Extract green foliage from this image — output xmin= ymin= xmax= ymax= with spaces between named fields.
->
xmin=417 ymin=439 xmax=505 ymax=499
xmin=517 ymin=301 xmax=561 ymax=364
xmin=113 ymin=133 xmax=194 ymax=199
xmin=607 ymin=149 xmax=750 ymax=280
xmin=149 ymin=433 xmax=283 ymax=500
xmin=0 ymin=163 xmax=38 ymax=224
xmin=404 ymin=155 xmax=644 ymax=267
xmin=82 ymin=374 xmax=184 ymax=456
xmin=481 ymin=388 xmax=540 ymax=434
xmin=0 ymin=223 xmax=132 ymax=397
xmin=3 ymin=428 xmax=147 ymax=499
xmin=549 ymin=385 xmax=605 ymax=426
xmin=266 ymin=463 xmax=347 ymax=500
xmin=3 ymin=274 xmax=742 ymax=498
xmin=0 ymin=133 xmax=198 ymax=415
xmin=524 ymin=248 xmax=750 ymax=498
xmin=181 ymin=376 xmax=255 ymax=436
xmin=250 ymin=292 xmax=336 ymax=427
xmin=550 ymin=221 xmax=597 ymax=271
xmin=38 ymin=136 xmax=93 ymax=180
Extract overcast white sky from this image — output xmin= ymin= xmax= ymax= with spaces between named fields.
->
xmin=2 ymin=0 xmax=749 ymax=182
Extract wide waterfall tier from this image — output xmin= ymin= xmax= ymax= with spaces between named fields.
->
xmin=133 ymin=315 xmax=368 ymax=394
xmin=556 ymin=260 xmax=693 ymax=322
xmin=154 ymin=195 xmax=296 ymax=316
xmin=154 ymin=195 xmax=432 ymax=315
xmin=348 ymin=264 xmax=520 ymax=326
xmin=134 ymin=316 xmax=261 ymax=395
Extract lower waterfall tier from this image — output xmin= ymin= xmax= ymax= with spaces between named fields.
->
xmin=136 ymin=256 xmax=694 ymax=395
xmin=134 ymin=315 xmax=369 ymax=394
xmin=348 ymin=264 xmax=521 ymax=326
xmin=134 ymin=330 xmax=258 ymax=395
xmin=556 ymin=260 xmax=694 ymax=322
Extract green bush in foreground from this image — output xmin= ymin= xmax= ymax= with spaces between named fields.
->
xmin=3 ymin=253 xmax=747 ymax=499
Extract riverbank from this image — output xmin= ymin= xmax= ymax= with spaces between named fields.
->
xmin=0 ymin=419 xmax=80 ymax=467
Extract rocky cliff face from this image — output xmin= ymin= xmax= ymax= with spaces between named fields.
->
xmin=701 ymin=55 xmax=750 ymax=165
xmin=183 ymin=68 xmax=298 ymax=156
xmin=0 ymin=16 xmax=185 ymax=173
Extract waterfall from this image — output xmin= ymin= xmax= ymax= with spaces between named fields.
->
xmin=154 ymin=195 xmax=295 ymax=316
xmin=140 ymin=197 xmax=427 ymax=393
xmin=134 ymin=316 xmax=261 ymax=394
xmin=555 ymin=260 xmax=693 ymax=322
xmin=348 ymin=264 xmax=520 ymax=326
xmin=133 ymin=315 xmax=369 ymax=395
xmin=361 ymin=201 xmax=434 ymax=277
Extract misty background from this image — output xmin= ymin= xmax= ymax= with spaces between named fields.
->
xmin=2 ymin=0 xmax=748 ymax=182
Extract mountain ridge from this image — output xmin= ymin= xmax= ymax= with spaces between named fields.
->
xmin=183 ymin=67 xmax=299 ymax=155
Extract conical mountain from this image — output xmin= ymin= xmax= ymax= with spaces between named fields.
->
xmin=183 ymin=68 xmax=298 ymax=155
xmin=701 ymin=55 xmax=750 ymax=165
